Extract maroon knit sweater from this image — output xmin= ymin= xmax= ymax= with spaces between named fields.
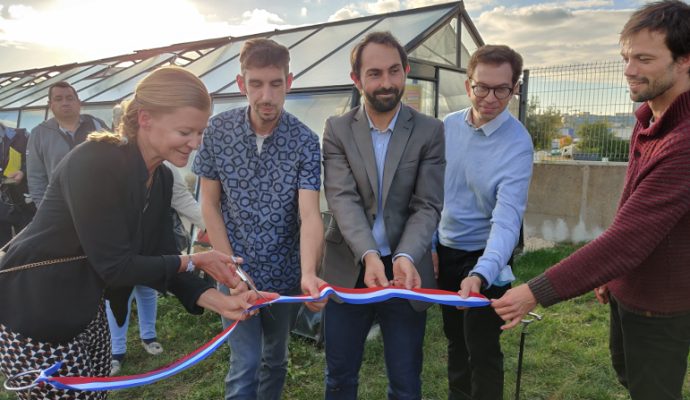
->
xmin=529 ymin=89 xmax=690 ymax=315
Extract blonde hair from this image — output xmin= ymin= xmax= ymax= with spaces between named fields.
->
xmin=114 ymin=66 xmax=211 ymax=141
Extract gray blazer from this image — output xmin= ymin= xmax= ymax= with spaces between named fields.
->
xmin=322 ymin=105 xmax=445 ymax=310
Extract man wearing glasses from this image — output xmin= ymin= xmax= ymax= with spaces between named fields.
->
xmin=433 ymin=44 xmax=533 ymax=400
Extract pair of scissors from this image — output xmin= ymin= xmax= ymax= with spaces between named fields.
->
xmin=231 ymin=255 xmax=275 ymax=319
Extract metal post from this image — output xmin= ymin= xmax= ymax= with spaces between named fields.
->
xmin=518 ymin=69 xmax=530 ymax=126
xmin=515 ymin=311 xmax=542 ymax=400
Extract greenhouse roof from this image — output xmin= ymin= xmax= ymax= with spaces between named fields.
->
xmin=0 ymin=1 xmax=481 ymax=110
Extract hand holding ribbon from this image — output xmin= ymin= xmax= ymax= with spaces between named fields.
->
xmin=5 ymin=284 xmax=489 ymax=393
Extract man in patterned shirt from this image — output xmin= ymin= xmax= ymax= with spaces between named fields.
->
xmin=193 ymin=38 xmax=326 ymax=400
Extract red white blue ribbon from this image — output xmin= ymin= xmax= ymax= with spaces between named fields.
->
xmin=31 ymin=285 xmax=488 ymax=392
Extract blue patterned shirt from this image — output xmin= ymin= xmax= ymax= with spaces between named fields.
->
xmin=193 ymin=107 xmax=321 ymax=293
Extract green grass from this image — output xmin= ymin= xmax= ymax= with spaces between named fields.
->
xmin=2 ymin=245 xmax=689 ymax=399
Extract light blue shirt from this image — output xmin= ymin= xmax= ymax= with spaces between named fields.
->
xmin=365 ymin=106 xmax=400 ymax=257
xmin=438 ymin=107 xmax=533 ymax=287
xmin=361 ymin=106 xmax=413 ymax=264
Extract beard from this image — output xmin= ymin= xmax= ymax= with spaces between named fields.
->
xmin=364 ymin=87 xmax=404 ymax=113
xmin=628 ymin=63 xmax=676 ymax=103
xmin=252 ymin=103 xmax=280 ymax=123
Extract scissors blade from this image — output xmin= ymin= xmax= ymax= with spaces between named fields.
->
xmin=235 ymin=266 xmax=264 ymax=299
xmin=232 ymin=258 xmax=275 ymax=320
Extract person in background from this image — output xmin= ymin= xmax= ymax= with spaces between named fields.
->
xmin=321 ymin=31 xmax=445 ymax=399
xmin=493 ymin=2 xmax=690 ymax=399
xmin=0 ymin=66 xmax=273 ymax=400
xmin=193 ymin=38 xmax=326 ymax=400
xmin=26 ymin=81 xmax=107 ymax=208
xmin=434 ymin=44 xmax=533 ymax=400
xmin=167 ymin=161 xmax=209 ymax=249
xmin=0 ymin=123 xmax=35 ymax=247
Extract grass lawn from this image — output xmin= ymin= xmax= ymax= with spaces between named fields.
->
xmin=2 ymin=245 xmax=689 ymax=399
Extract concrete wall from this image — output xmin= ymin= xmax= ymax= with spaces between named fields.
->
xmin=524 ymin=161 xmax=627 ymax=243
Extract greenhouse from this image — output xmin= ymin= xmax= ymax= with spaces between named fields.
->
xmin=0 ymin=1 xmax=482 ymax=136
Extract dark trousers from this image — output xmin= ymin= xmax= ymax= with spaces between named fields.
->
xmin=609 ymin=297 xmax=690 ymax=400
xmin=324 ymin=256 xmax=427 ymax=400
xmin=437 ymin=244 xmax=510 ymax=400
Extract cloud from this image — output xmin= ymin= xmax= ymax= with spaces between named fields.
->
xmin=300 ymin=7 xmax=307 ymax=17
xmin=239 ymin=8 xmax=286 ymax=26
xmin=328 ymin=5 xmax=361 ymax=21
xmin=363 ymin=0 xmax=401 ymax=14
xmin=405 ymin=0 xmax=492 ymax=12
xmin=557 ymin=0 xmax=613 ymax=8
xmin=0 ymin=0 xmax=295 ymax=71
xmin=475 ymin=4 xmax=634 ymax=67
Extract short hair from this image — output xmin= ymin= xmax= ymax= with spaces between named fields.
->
xmin=239 ymin=38 xmax=290 ymax=76
xmin=621 ymin=0 xmax=690 ymax=75
xmin=48 ymin=81 xmax=78 ymax=101
xmin=115 ymin=66 xmax=211 ymax=141
xmin=467 ymin=45 xmax=523 ymax=86
xmin=350 ymin=31 xmax=408 ymax=79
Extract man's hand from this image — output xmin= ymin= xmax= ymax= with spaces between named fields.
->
xmin=594 ymin=285 xmax=609 ymax=304
xmin=301 ymin=273 xmax=328 ymax=312
xmin=431 ymin=251 xmax=439 ymax=280
xmin=363 ymin=253 xmax=389 ymax=288
xmin=491 ymin=284 xmax=537 ymax=330
xmin=392 ymin=256 xmax=421 ymax=289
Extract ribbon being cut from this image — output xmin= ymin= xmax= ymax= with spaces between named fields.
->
xmin=3 ymin=284 xmax=489 ymax=393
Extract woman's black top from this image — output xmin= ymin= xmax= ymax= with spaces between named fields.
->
xmin=0 ymin=140 xmax=212 ymax=343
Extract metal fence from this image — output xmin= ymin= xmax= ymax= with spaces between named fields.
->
xmin=520 ymin=61 xmax=636 ymax=162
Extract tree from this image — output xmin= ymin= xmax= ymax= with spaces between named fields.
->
xmin=575 ymin=121 xmax=630 ymax=162
xmin=525 ymin=97 xmax=563 ymax=151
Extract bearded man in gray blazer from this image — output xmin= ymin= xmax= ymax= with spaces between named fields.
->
xmin=321 ymin=31 xmax=445 ymax=400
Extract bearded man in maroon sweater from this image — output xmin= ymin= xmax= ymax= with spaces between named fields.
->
xmin=492 ymin=1 xmax=690 ymax=399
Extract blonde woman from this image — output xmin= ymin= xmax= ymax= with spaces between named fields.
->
xmin=0 ymin=66 xmax=273 ymax=399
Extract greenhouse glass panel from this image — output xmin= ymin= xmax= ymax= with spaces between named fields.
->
xmin=269 ymin=29 xmax=316 ymax=49
xmin=81 ymin=106 xmax=116 ymax=128
xmin=37 ymin=54 xmax=173 ymax=106
xmin=287 ymin=20 xmax=376 ymax=79
xmin=438 ymin=68 xmax=470 ymax=119
xmin=0 ymin=76 xmax=35 ymax=99
xmin=216 ymin=81 xmax=239 ymax=95
xmin=87 ymin=69 xmax=153 ymax=103
xmin=460 ymin=18 xmax=480 ymax=69
xmin=0 ymin=87 xmax=25 ymax=104
xmin=404 ymin=79 xmax=435 ymax=117
xmin=200 ymin=40 xmax=249 ymax=93
xmin=409 ymin=18 xmax=458 ymax=67
xmin=283 ymin=92 xmax=351 ymax=140
xmin=212 ymin=97 xmax=248 ymax=115
xmin=185 ymin=42 xmax=242 ymax=77
xmin=0 ymin=111 xmax=19 ymax=128
xmin=295 ymin=6 xmax=453 ymax=88
xmin=1 ymin=65 xmax=106 ymax=109
xmin=18 ymin=109 xmax=47 ymax=132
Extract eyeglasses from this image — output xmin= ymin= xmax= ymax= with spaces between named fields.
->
xmin=470 ymin=82 xmax=514 ymax=100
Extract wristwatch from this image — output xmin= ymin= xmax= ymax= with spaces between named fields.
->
xmin=185 ymin=255 xmax=196 ymax=273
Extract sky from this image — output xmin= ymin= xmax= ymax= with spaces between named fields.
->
xmin=0 ymin=0 xmax=654 ymax=74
